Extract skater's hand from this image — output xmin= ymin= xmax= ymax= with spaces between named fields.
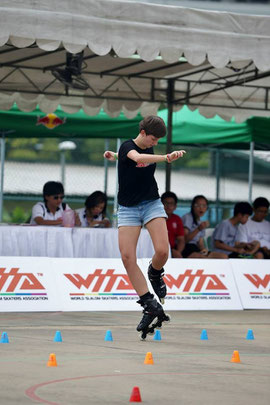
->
xmin=104 ymin=151 xmax=118 ymax=161
xmin=166 ymin=150 xmax=186 ymax=163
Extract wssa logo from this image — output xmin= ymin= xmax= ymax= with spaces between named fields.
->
xmin=64 ymin=268 xmax=229 ymax=298
xmin=0 ymin=268 xmax=47 ymax=300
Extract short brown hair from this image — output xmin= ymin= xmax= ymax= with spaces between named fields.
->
xmin=139 ymin=116 xmax=166 ymax=138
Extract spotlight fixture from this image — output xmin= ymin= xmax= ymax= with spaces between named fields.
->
xmin=52 ymin=52 xmax=89 ymax=90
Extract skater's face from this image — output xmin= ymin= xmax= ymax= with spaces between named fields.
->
xmin=193 ymin=198 xmax=208 ymax=218
xmin=163 ymin=197 xmax=177 ymax=216
xmin=141 ymin=131 xmax=159 ymax=148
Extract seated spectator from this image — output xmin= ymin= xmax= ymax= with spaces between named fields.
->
xmin=30 ymin=181 xmax=71 ymax=226
xmin=212 ymin=202 xmax=259 ymax=258
xmin=182 ymin=195 xmax=227 ymax=259
xmin=76 ymin=191 xmax=111 ymax=228
xmin=161 ymin=191 xmax=185 ymax=258
xmin=235 ymin=197 xmax=270 ymax=259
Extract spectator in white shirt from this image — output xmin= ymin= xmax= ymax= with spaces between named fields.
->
xmin=235 ymin=197 xmax=270 ymax=259
xmin=182 ymin=195 xmax=227 ymax=259
xmin=75 ymin=191 xmax=111 ymax=228
xmin=30 ymin=181 xmax=71 ymax=226
xmin=212 ymin=201 xmax=260 ymax=258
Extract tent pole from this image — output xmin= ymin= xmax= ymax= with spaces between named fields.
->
xmin=104 ymin=139 xmax=109 ymax=194
xmin=60 ymin=150 xmax=66 ymax=188
xmin=215 ymin=149 xmax=220 ymax=225
xmin=248 ymin=141 xmax=254 ymax=203
xmin=113 ymin=138 xmax=121 ymax=228
xmin=0 ymin=133 xmax=5 ymax=222
xmin=165 ymin=79 xmax=174 ymax=191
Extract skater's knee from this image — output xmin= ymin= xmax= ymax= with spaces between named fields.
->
xmin=121 ymin=251 xmax=136 ymax=268
xmin=154 ymin=246 xmax=168 ymax=263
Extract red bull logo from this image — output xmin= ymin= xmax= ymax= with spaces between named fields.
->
xmin=36 ymin=113 xmax=66 ymax=130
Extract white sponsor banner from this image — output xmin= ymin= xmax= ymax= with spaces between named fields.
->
xmin=0 ymin=257 xmax=60 ymax=312
xmin=0 ymin=257 xmax=243 ymax=311
xmin=144 ymin=259 xmax=243 ymax=311
xmin=53 ymin=258 xmax=141 ymax=311
xmin=54 ymin=258 xmax=242 ymax=311
xmin=231 ymin=260 xmax=270 ymax=309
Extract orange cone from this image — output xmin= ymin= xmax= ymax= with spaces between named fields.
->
xmin=129 ymin=386 xmax=142 ymax=402
xmin=47 ymin=353 xmax=57 ymax=367
xmin=231 ymin=350 xmax=240 ymax=363
xmin=144 ymin=351 xmax=154 ymax=365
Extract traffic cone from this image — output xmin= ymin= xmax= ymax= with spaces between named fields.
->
xmin=200 ymin=329 xmax=208 ymax=340
xmin=0 ymin=332 xmax=9 ymax=343
xmin=47 ymin=353 xmax=57 ymax=367
xmin=129 ymin=386 xmax=142 ymax=402
xmin=104 ymin=330 xmax=113 ymax=341
xmin=246 ymin=329 xmax=254 ymax=340
xmin=54 ymin=331 xmax=62 ymax=342
xmin=144 ymin=351 xmax=154 ymax=365
xmin=231 ymin=350 xmax=240 ymax=363
xmin=153 ymin=330 xmax=161 ymax=341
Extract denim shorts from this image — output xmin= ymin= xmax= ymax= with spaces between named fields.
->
xmin=118 ymin=199 xmax=167 ymax=227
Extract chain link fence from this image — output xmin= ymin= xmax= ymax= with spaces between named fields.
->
xmin=2 ymin=140 xmax=270 ymax=225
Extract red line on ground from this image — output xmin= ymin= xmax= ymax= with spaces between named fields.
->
xmin=25 ymin=372 xmax=270 ymax=404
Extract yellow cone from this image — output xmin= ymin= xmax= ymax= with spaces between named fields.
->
xmin=47 ymin=353 xmax=57 ymax=367
xmin=230 ymin=350 xmax=240 ymax=363
xmin=144 ymin=351 xmax=154 ymax=365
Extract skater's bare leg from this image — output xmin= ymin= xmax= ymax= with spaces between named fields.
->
xmin=118 ymin=226 xmax=148 ymax=296
xmin=146 ymin=217 xmax=169 ymax=270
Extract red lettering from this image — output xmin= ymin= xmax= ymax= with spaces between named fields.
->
xmin=64 ymin=269 xmax=133 ymax=292
xmin=164 ymin=269 xmax=227 ymax=292
xmin=0 ymin=268 xmax=45 ymax=292
xmin=244 ymin=274 xmax=270 ymax=289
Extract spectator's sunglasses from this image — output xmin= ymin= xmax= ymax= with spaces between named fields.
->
xmin=52 ymin=195 xmax=65 ymax=200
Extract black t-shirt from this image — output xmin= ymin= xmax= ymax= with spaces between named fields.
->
xmin=117 ymin=139 xmax=159 ymax=206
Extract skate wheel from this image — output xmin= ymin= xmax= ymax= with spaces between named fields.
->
xmin=164 ymin=314 xmax=171 ymax=322
xmin=139 ymin=332 xmax=147 ymax=341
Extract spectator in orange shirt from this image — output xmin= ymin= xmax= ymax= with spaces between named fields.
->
xmin=161 ymin=191 xmax=185 ymax=258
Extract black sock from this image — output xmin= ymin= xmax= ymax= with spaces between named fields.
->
xmin=149 ymin=264 xmax=163 ymax=275
xmin=139 ymin=292 xmax=152 ymax=301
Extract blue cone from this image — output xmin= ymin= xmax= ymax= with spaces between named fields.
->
xmin=200 ymin=329 xmax=208 ymax=340
xmin=104 ymin=330 xmax=113 ymax=341
xmin=246 ymin=329 xmax=254 ymax=340
xmin=54 ymin=330 xmax=63 ymax=342
xmin=0 ymin=332 xmax=9 ymax=343
xmin=153 ymin=330 xmax=161 ymax=341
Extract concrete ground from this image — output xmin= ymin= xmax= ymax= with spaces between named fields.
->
xmin=0 ymin=310 xmax=269 ymax=405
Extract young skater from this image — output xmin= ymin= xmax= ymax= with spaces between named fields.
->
xmin=104 ymin=115 xmax=186 ymax=338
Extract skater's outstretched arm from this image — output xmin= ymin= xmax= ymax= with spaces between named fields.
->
xmin=104 ymin=150 xmax=186 ymax=164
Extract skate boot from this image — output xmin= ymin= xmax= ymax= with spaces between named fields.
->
xmin=147 ymin=263 xmax=167 ymax=304
xmin=136 ymin=294 xmax=163 ymax=340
